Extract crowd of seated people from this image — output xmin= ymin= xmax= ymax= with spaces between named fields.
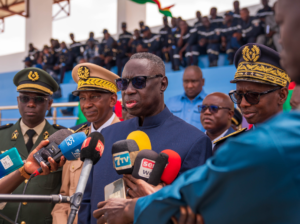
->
xmin=23 ymin=0 xmax=280 ymax=80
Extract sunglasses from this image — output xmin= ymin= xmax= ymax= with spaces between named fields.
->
xmin=198 ymin=105 xmax=232 ymax=114
xmin=18 ymin=95 xmax=49 ymax=104
xmin=229 ymin=87 xmax=281 ymax=105
xmin=116 ymin=75 xmax=163 ymax=91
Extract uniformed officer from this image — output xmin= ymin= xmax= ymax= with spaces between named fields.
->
xmin=220 ymin=11 xmax=242 ymax=64
xmin=52 ymin=63 xmax=120 ymax=224
xmin=137 ymin=26 xmax=162 ymax=57
xmin=198 ymin=16 xmax=221 ymax=67
xmin=129 ymin=29 xmax=143 ymax=55
xmin=257 ymin=0 xmax=274 ymax=20
xmin=209 ymin=7 xmax=224 ymax=29
xmin=55 ymin=41 xmax=74 ymax=83
xmin=172 ymin=20 xmax=193 ymax=70
xmin=0 ymin=67 xmax=66 ymax=224
xmin=97 ymin=29 xmax=117 ymax=70
xmin=194 ymin=11 xmax=203 ymax=28
xmin=214 ymin=43 xmax=289 ymax=150
xmin=116 ymin=22 xmax=133 ymax=77
xmin=233 ymin=0 xmax=241 ymax=21
xmin=42 ymin=45 xmax=57 ymax=71
xmin=69 ymin=33 xmax=83 ymax=63
xmin=159 ymin=16 xmax=174 ymax=62
xmin=231 ymin=107 xmax=243 ymax=130
xmin=240 ymin=8 xmax=264 ymax=44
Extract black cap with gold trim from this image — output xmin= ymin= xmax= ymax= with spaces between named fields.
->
xmin=72 ymin=63 xmax=119 ymax=96
xmin=13 ymin=67 xmax=59 ymax=95
xmin=231 ymin=43 xmax=291 ymax=87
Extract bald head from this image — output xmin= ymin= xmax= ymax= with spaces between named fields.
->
xmin=201 ymin=92 xmax=234 ymax=139
xmin=206 ymin=92 xmax=234 ymax=110
xmin=183 ymin=66 xmax=205 ymax=100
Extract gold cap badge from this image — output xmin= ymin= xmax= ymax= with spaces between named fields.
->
xmin=242 ymin=45 xmax=261 ymax=62
xmin=78 ymin=66 xmax=90 ymax=80
xmin=28 ymin=71 xmax=39 ymax=81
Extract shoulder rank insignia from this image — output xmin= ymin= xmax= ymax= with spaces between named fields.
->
xmin=0 ymin=123 xmax=13 ymax=130
xmin=148 ymin=43 xmax=151 ymax=47
xmin=43 ymin=131 xmax=49 ymax=140
xmin=53 ymin=124 xmax=67 ymax=130
xmin=11 ymin=130 xmax=19 ymax=141
xmin=74 ymin=124 xmax=88 ymax=133
xmin=84 ymin=129 xmax=89 ymax=136
xmin=213 ymin=128 xmax=247 ymax=145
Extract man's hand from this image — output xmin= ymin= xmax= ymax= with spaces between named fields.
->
xmin=171 ymin=207 xmax=205 ymax=224
xmin=24 ymin=140 xmax=66 ymax=175
xmin=93 ymin=198 xmax=136 ymax=224
xmin=123 ymin=174 xmax=156 ymax=198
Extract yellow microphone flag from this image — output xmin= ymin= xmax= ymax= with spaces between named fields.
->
xmin=126 ymin=130 xmax=152 ymax=151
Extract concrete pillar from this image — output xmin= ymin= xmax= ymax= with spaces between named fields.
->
xmin=25 ymin=0 xmax=53 ymax=52
xmin=117 ymin=0 xmax=146 ymax=35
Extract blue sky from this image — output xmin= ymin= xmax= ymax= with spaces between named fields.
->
xmin=0 ymin=0 xmax=264 ymax=56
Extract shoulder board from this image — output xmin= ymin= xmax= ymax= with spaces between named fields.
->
xmin=0 ymin=123 xmax=13 ymax=130
xmin=213 ymin=128 xmax=247 ymax=145
xmin=53 ymin=124 xmax=67 ymax=130
xmin=73 ymin=124 xmax=88 ymax=133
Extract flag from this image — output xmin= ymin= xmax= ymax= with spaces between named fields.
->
xmin=130 ymin=0 xmax=174 ymax=17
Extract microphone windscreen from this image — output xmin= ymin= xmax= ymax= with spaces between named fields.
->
xmin=59 ymin=132 xmax=87 ymax=161
xmin=48 ymin=129 xmax=73 ymax=145
xmin=148 ymin=153 xmax=169 ymax=186
xmin=80 ymin=132 xmax=105 ymax=165
xmin=126 ymin=131 xmax=152 ymax=151
xmin=161 ymin=149 xmax=182 ymax=185
xmin=112 ymin=140 xmax=139 ymax=174
xmin=132 ymin=150 xmax=158 ymax=182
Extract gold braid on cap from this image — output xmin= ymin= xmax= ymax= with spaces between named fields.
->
xmin=235 ymin=62 xmax=291 ymax=87
xmin=78 ymin=78 xmax=117 ymax=93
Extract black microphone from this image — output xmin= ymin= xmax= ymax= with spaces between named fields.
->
xmin=32 ymin=130 xmax=87 ymax=177
xmin=0 ymin=194 xmax=70 ymax=204
xmin=132 ymin=150 xmax=158 ymax=182
xmin=67 ymin=132 xmax=104 ymax=224
xmin=112 ymin=139 xmax=139 ymax=175
xmin=147 ymin=152 xmax=169 ymax=186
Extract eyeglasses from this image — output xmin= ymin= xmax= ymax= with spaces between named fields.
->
xmin=198 ymin=105 xmax=232 ymax=114
xmin=229 ymin=87 xmax=281 ymax=105
xmin=115 ymin=75 xmax=163 ymax=91
xmin=18 ymin=95 xmax=49 ymax=104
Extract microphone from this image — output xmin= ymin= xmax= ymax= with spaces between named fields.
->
xmin=132 ymin=150 xmax=158 ymax=182
xmin=32 ymin=130 xmax=87 ymax=177
xmin=126 ymin=130 xmax=152 ymax=150
xmin=0 ymin=147 xmax=24 ymax=179
xmin=112 ymin=139 xmax=139 ymax=175
xmin=160 ymin=149 xmax=182 ymax=185
xmin=67 ymin=132 xmax=104 ymax=224
xmin=147 ymin=153 xmax=169 ymax=186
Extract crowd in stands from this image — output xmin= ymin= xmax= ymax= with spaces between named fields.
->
xmin=23 ymin=0 xmax=280 ymax=85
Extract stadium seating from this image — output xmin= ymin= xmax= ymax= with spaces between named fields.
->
xmin=0 ymin=55 xmax=236 ymax=127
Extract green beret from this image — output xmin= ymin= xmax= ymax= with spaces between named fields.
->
xmin=13 ymin=67 xmax=59 ymax=95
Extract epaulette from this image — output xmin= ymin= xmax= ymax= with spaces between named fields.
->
xmin=0 ymin=123 xmax=13 ymax=130
xmin=53 ymin=124 xmax=67 ymax=130
xmin=73 ymin=124 xmax=88 ymax=133
xmin=213 ymin=128 xmax=247 ymax=145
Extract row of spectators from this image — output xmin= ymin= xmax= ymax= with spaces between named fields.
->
xmin=24 ymin=0 xmax=280 ymax=80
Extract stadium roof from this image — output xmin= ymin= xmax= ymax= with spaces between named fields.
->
xmin=0 ymin=0 xmax=27 ymax=19
xmin=0 ymin=0 xmax=69 ymax=19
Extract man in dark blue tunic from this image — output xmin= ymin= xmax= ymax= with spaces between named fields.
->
xmin=78 ymin=53 xmax=212 ymax=224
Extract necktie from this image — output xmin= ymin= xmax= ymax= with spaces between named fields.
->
xmin=26 ymin=129 xmax=36 ymax=153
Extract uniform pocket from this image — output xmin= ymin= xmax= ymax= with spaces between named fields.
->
xmin=192 ymin=107 xmax=201 ymax=123
xmin=169 ymin=104 xmax=183 ymax=115
xmin=38 ymin=168 xmax=62 ymax=190
xmin=69 ymin=160 xmax=83 ymax=191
